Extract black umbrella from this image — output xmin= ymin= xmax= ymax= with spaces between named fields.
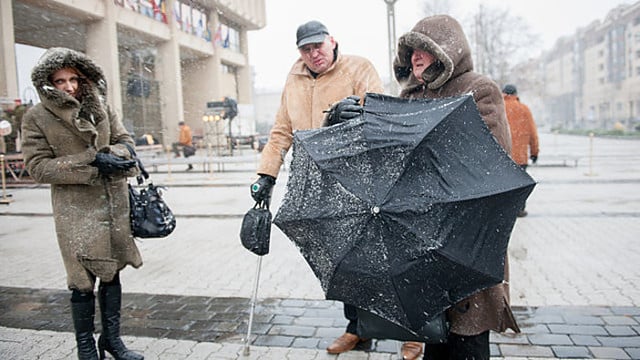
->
xmin=273 ymin=93 xmax=535 ymax=337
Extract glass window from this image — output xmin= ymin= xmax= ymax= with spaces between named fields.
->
xmin=114 ymin=0 xmax=167 ymax=24
xmin=174 ymin=0 xmax=210 ymax=40
xmin=214 ymin=21 xmax=241 ymax=52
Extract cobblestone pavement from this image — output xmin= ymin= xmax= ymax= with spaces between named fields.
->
xmin=1 ymin=133 xmax=639 ymax=359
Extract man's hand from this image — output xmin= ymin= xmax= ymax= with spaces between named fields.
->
xmin=530 ymin=155 xmax=538 ymax=164
xmin=251 ymin=174 xmax=276 ymax=206
xmin=324 ymin=95 xmax=363 ymax=126
xmin=91 ymin=152 xmax=136 ymax=176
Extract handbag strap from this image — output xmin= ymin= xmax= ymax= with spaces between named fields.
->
xmin=121 ymin=142 xmax=150 ymax=185
xmin=134 ymin=157 xmax=150 ymax=185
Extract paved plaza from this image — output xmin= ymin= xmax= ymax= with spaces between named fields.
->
xmin=0 ymin=132 xmax=639 ymax=359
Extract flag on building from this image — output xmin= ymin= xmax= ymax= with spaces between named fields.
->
xmin=223 ymin=29 xmax=230 ymax=48
xmin=214 ymin=24 xmax=223 ymax=46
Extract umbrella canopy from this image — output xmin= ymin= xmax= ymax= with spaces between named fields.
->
xmin=273 ymin=93 xmax=535 ymax=337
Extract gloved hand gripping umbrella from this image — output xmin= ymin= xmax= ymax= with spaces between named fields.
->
xmin=273 ymin=93 xmax=536 ymax=338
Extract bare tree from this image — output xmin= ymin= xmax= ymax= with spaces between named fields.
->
xmin=417 ymin=1 xmax=540 ymax=86
xmin=422 ymin=0 xmax=453 ymax=16
xmin=466 ymin=4 xmax=540 ymax=85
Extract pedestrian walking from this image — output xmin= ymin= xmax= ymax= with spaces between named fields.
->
xmin=503 ymin=84 xmax=539 ymax=217
xmin=248 ymin=20 xmax=386 ymax=355
xmin=392 ymin=14 xmax=520 ymax=360
xmin=172 ymin=121 xmax=195 ymax=171
xmin=21 ymin=47 xmax=144 ymax=360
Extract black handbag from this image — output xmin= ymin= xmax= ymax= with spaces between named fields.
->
xmin=356 ymin=308 xmax=449 ymax=343
xmin=128 ymin=152 xmax=176 ymax=238
xmin=240 ymin=201 xmax=271 ymax=256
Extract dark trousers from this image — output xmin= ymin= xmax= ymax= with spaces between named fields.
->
xmin=424 ymin=331 xmax=490 ymax=360
xmin=172 ymin=142 xmax=185 ymax=157
xmin=344 ymin=303 xmax=358 ymax=334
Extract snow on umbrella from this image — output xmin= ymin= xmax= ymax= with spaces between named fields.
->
xmin=273 ymin=93 xmax=535 ymax=337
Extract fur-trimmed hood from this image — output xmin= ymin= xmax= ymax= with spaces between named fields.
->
xmin=31 ymin=47 xmax=108 ymax=123
xmin=393 ymin=15 xmax=473 ymax=91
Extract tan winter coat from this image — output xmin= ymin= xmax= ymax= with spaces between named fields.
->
xmin=22 ymin=47 xmax=142 ymax=292
xmin=504 ymin=94 xmax=539 ymax=165
xmin=394 ymin=15 xmax=519 ymax=335
xmin=257 ymin=50 xmax=384 ymax=178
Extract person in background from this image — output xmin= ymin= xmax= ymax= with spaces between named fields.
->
xmin=0 ymin=99 xmax=29 ymax=154
xmin=135 ymin=133 xmax=159 ymax=146
xmin=21 ymin=47 xmax=144 ymax=360
xmin=503 ymin=84 xmax=539 ymax=217
xmin=172 ymin=121 xmax=195 ymax=171
xmin=393 ymin=14 xmax=520 ymax=360
xmin=248 ymin=20 xmax=387 ymax=355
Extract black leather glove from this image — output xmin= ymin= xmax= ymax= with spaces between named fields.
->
xmin=251 ymin=174 xmax=276 ymax=206
xmin=530 ymin=155 xmax=538 ymax=164
xmin=91 ymin=152 xmax=137 ymax=176
xmin=324 ymin=95 xmax=363 ymax=126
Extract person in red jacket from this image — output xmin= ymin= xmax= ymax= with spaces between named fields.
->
xmin=503 ymin=84 xmax=539 ymax=217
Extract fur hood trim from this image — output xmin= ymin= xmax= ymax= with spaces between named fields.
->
xmin=393 ymin=15 xmax=473 ymax=91
xmin=31 ymin=47 xmax=107 ymax=123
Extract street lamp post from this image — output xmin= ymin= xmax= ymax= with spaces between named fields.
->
xmin=384 ymin=0 xmax=399 ymax=96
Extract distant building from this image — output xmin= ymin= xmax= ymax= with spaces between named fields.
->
xmin=513 ymin=1 xmax=640 ymax=131
xmin=253 ymin=88 xmax=282 ymax=135
xmin=0 ymin=0 xmax=266 ymax=147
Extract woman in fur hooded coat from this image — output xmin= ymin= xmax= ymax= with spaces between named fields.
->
xmin=22 ymin=47 xmax=143 ymax=360
xmin=393 ymin=15 xmax=519 ymax=360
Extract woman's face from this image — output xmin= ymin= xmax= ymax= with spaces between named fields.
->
xmin=51 ymin=67 xmax=80 ymax=98
xmin=411 ymin=49 xmax=436 ymax=83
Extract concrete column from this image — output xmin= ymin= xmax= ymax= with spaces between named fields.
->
xmin=181 ymin=6 xmax=221 ymax=140
xmin=236 ymin=29 xmax=252 ymax=104
xmin=0 ymin=0 xmax=19 ymax=99
xmin=208 ymin=11 xmax=224 ymax=97
xmin=86 ymin=0 xmax=122 ymax=117
xmin=157 ymin=0 xmax=185 ymax=146
xmin=182 ymin=58 xmax=219 ymax=134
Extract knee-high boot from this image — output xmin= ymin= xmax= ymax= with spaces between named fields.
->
xmin=97 ymin=282 xmax=143 ymax=360
xmin=70 ymin=291 xmax=98 ymax=360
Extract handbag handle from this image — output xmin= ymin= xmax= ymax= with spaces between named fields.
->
xmin=134 ymin=157 xmax=150 ymax=185
xmin=254 ymin=200 xmax=269 ymax=210
xmin=121 ymin=142 xmax=149 ymax=185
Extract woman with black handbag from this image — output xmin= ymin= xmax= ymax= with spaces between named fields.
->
xmin=22 ymin=47 xmax=144 ymax=360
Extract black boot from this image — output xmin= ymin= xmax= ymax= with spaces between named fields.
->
xmin=97 ymin=282 xmax=143 ymax=360
xmin=70 ymin=291 xmax=98 ymax=360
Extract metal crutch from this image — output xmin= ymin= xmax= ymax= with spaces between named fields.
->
xmin=243 ymin=255 xmax=263 ymax=356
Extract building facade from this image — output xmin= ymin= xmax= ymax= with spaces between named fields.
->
xmin=0 ymin=0 xmax=265 ymax=149
xmin=520 ymin=1 xmax=640 ymax=131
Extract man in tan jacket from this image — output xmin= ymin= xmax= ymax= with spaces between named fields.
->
xmin=249 ymin=20 xmax=385 ymax=355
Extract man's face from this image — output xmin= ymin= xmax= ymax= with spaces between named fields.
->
xmin=411 ymin=49 xmax=436 ymax=83
xmin=298 ymin=36 xmax=336 ymax=74
xmin=51 ymin=68 xmax=80 ymax=98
